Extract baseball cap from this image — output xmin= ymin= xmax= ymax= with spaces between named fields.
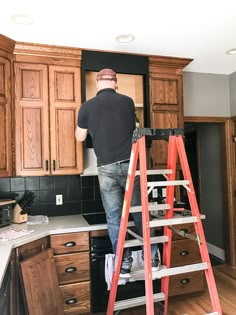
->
xmin=96 ymin=68 xmax=117 ymax=81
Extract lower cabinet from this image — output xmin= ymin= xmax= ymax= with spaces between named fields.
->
xmin=0 ymin=261 xmax=11 ymax=315
xmin=50 ymin=232 xmax=91 ymax=315
xmin=169 ymin=223 xmax=205 ymax=297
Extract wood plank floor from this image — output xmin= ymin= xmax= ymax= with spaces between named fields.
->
xmin=91 ymin=264 xmax=236 ymax=315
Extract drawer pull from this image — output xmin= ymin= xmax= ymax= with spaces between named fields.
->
xmin=65 ymin=298 xmax=77 ymax=305
xmin=181 ymin=278 xmax=190 ymax=284
xmin=180 ymin=250 xmax=189 ymax=256
xmin=65 ymin=266 xmax=77 ymax=273
xmin=180 ymin=228 xmax=188 ymax=234
xmin=64 ymin=241 xmax=76 ymax=247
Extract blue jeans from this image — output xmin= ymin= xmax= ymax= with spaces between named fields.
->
xmin=98 ymin=160 xmax=158 ymax=270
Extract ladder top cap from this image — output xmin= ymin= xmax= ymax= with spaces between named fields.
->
xmin=132 ymin=128 xmax=184 ymax=143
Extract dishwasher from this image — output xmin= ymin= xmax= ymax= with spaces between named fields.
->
xmin=90 ymin=234 xmax=161 ymax=313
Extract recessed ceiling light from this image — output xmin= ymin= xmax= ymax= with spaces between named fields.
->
xmin=226 ymin=48 xmax=236 ymax=55
xmin=12 ymin=14 xmax=34 ymax=25
xmin=115 ymin=34 xmax=135 ymax=43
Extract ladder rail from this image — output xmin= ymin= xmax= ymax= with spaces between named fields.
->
xmin=106 ymin=138 xmax=140 ymax=315
xmin=138 ymin=134 xmax=155 ymax=314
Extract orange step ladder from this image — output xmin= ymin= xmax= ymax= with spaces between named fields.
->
xmin=106 ymin=128 xmax=222 ymax=315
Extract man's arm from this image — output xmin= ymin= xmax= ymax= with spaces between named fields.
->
xmin=75 ymin=126 xmax=88 ymax=142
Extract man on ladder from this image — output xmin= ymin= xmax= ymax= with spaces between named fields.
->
xmin=75 ymin=68 xmax=160 ymax=278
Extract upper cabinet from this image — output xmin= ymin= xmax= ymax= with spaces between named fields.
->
xmin=0 ymin=35 xmax=15 ymax=177
xmin=149 ymin=56 xmax=192 ymax=168
xmin=14 ymin=43 xmax=83 ymax=176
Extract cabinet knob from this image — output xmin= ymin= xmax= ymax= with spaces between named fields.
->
xmin=180 ymin=250 xmax=189 ymax=256
xmin=65 ymin=298 xmax=77 ymax=305
xmin=65 ymin=266 xmax=77 ymax=273
xmin=64 ymin=241 xmax=76 ymax=247
xmin=180 ymin=278 xmax=190 ymax=284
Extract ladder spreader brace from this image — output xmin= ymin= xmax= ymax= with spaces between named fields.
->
xmin=106 ymin=128 xmax=222 ymax=315
xmin=167 ymin=225 xmax=202 ymax=243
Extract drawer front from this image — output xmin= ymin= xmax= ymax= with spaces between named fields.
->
xmin=169 ymin=271 xmax=205 ymax=297
xmin=171 ymin=239 xmax=201 ymax=266
xmin=60 ymin=281 xmax=90 ymax=314
xmin=54 ymin=252 xmax=90 ymax=284
xmin=50 ymin=232 xmax=89 ymax=254
xmin=171 ymin=223 xmax=196 ymax=241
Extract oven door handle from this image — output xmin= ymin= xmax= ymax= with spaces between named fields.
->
xmin=91 ymin=253 xmax=110 ymax=260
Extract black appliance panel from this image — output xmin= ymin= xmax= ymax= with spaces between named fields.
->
xmin=90 ymin=235 xmax=160 ymax=313
xmin=83 ymin=212 xmax=133 ymax=226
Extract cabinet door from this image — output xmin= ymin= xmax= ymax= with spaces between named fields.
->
xmin=20 ymin=249 xmax=64 ymax=315
xmin=49 ymin=66 xmax=83 ymax=174
xmin=15 ymin=237 xmax=50 ymax=315
xmin=0 ymin=56 xmax=12 ymax=177
xmin=149 ymin=73 xmax=183 ymax=168
xmin=14 ymin=63 xmax=50 ymax=176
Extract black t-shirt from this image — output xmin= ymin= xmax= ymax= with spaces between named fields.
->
xmin=78 ymin=88 xmax=136 ymax=166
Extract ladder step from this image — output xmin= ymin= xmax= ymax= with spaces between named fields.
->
xmin=205 ymin=313 xmax=220 ymax=315
xmin=153 ymin=262 xmax=208 ymax=278
xmin=130 ymin=203 xmax=171 ymax=213
xmin=135 ymin=169 xmax=172 ymax=176
xmin=114 ymin=292 xmax=165 ymax=311
xmin=149 ymin=215 xmax=203 ymax=228
xmin=129 ymin=263 xmax=208 ymax=282
xmin=124 ymin=235 xmax=168 ymax=248
xmin=147 ymin=179 xmax=190 ymax=188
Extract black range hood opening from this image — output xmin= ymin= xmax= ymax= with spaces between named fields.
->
xmin=81 ymin=50 xmax=150 ymax=148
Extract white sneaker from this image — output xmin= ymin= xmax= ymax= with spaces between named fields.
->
xmin=120 ymin=268 xmax=131 ymax=278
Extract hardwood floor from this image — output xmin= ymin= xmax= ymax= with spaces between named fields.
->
xmin=91 ymin=264 xmax=236 ymax=315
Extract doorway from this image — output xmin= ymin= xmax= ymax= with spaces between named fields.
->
xmin=183 ymin=121 xmax=226 ymax=262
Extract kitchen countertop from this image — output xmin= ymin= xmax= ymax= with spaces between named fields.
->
xmin=0 ymin=214 xmax=110 ymax=287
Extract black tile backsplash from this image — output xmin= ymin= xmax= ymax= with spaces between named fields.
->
xmin=0 ymin=175 xmax=104 ymax=217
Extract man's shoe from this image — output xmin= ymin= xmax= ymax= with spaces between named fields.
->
xmin=120 ymin=267 xmax=131 ymax=278
xmin=151 ymin=259 xmax=161 ymax=272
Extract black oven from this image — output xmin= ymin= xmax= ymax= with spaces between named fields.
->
xmin=83 ymin=213 xmax=161 ymax=313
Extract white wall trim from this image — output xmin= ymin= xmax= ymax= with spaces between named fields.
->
xmin=207 ymin=242 xmax=225 ymax=261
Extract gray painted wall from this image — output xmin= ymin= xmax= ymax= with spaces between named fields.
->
xmin=182 ymin=71 xmax=228 ymax=257
xmin=230 ymin=71 xmax=236 ymax=116
xmin=183 ymin=72 xmax=230 ymax=117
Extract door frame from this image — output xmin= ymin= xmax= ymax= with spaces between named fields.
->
xmin=184 ymin=116 xmax=236 ymax=266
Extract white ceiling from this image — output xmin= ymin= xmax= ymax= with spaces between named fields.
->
xmin=1 ymin=0 xmax=236 ymax=75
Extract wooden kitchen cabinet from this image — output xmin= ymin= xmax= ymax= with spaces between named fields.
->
xmin=169 ymin=223 xmax=205 ymax=297
xmin=0 ymin=35 xmax=15 ymax=177
xmin=50 ymin=232 xmax=91 ymax=314
xmin=13 ymin=42 xmax=83 ymax=176
xmin=148 ymin=56 xmax=192 ymax=169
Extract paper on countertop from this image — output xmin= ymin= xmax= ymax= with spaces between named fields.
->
xmin=0 ymin=228 xmax=34 ymax=241
xmin=27 ymin=215 xmax=49 ymax=225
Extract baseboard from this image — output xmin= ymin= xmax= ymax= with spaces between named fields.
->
xmin=207 ymin=242 xmax=225 ymax=261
